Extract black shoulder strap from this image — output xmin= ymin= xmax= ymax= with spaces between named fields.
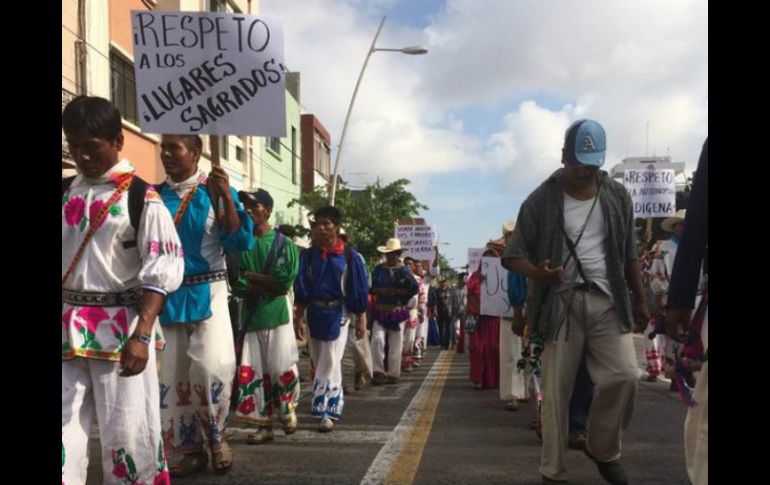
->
xmin=128 ymin=176 xmax=149 ymax=233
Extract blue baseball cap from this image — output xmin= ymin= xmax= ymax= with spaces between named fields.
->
xmin=238 ymin=188 xmax=273 ymax=211
xmin=563 ymin=119 xmax=606 ymax=167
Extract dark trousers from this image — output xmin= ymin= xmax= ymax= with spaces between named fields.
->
xmin=438 ymin=314 xmax=452 ymax=349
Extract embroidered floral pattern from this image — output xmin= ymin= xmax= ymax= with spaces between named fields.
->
xmin=275 ymin=369 xmax=299 ymax=414
xmin=145 ymin=187 xmax=163 ymax=203
xmin=238 ymin=396 xmax=256 ymax=415
xmin=239 ymin=366 xmax=256 ymax=385
xmin=63 ymin=197 xmax=86 ymax=227
xmin=146 ymin=241 xmax=183 ymax=257
xmin=73 ymin=307 xmax=110 ymax=350
xmin=154 ymin=436 xmax=170 ymax=485
xmin=235 ymin=365 xmax=263 ymax=419
xmin=110 ymin=308 xmax=130 ymax=348
xmin=111 ymin=448 xmax=142 ymax=484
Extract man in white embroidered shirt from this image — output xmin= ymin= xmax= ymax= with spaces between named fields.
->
xmin=62 ymin=96 xmax=184 ymax=485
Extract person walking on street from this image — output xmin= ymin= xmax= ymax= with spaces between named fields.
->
xmin=503 ymin=119 xmax=649 ymax=485
xmin=231 ymin=189 xmax=301 ymax=446
xmin=155 ymin=134 xmax=254 ymax=476
xmin=294 ymin=206 xmax=369 ymax=432
xmin=370 ymin=238 xmax=419 ymax=385
xmin=62 ymin=96 xmax=184 ymax=485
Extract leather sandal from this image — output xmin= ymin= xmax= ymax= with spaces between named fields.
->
xmin=211 ymin=440 xmax=233 ymax=474
xmin=169 ymin=451 xmax=208 ymax=478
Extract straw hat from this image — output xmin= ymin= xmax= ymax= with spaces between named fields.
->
xmin=377 ymin=238 xmax=403 ymax=253
xmin=661 ymin=209 xmax=686 ymax=232
xmin=502 ymin=220 xmax=516 ymax=236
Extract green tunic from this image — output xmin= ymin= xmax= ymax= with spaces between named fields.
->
xmin=232 ymin=229 xmax=299 ymax=331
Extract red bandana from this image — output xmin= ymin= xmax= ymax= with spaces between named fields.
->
xmin=319 ymin=238 xmax=346 ymax=260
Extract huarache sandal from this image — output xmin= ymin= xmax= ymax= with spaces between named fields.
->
xmin=211 ymin=440 xmax=233 ymax=474
xmin=169 ymin=451 xmax=208 ymax=478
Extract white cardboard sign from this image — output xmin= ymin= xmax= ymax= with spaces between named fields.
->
xmin=480 ymin=256 xmax=513 ymax=318
xmin=131 ymin=11 xmax=286 ymax=136
xmin=395 ymin=225 xmax=436 ymax=263
xmin=467 ymin=247 xmax=485 ymax=273
xmin=623 ymin=167 xmax=676 ymax=218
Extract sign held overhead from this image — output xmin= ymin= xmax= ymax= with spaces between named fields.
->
xmin=131 ymin=11 xmax=286 ymax=136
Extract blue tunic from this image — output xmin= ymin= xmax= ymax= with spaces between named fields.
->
xmin=294 ymin=245 xmax=369 ymax=341
xmin=159 ymin=184 xmax=253 ymax=324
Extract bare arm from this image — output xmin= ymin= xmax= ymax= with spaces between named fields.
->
xmin=120 ymin=290 xmax=165 ymax=377
xmin=208 ymin=166 xmax=240 ymax=232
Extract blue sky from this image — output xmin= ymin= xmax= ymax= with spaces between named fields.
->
xmin=262 ymin=0 xmax=708 ymax=267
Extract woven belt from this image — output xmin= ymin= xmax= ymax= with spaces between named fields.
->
xmin=309 ymin=299 xmax=343 ymax=308
xmin=573 ymin=281 xmax=602 ymax=293
xmin=62 ymin=287 xmax=142 ymax=307
xmin=183 ymin=270 xmax=227 ymax=286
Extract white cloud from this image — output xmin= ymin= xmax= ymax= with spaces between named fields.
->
xmin=260 ymin=0 xmax=708 ymax=189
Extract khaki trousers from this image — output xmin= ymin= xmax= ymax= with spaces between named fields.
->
xmin=540 ymin=290 xmax=640 ymax=481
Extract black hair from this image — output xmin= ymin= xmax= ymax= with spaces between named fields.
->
xmin=313 ymin=206 xmax=342 ymax=226
xmin=62 ymin=96 xmax=122 ymax=141
xmin=404 ymin=257 xmax=416 ymax=265
xmin=176 ymin=134 xmax=203 ymax=153
xmin=562 ymin=120 xmax=586 ymax=166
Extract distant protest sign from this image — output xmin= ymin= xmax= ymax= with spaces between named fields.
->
xmin=480 ymin=257 xmax=513 ymax=318
xmin=623 ymin=167 xmax=676 ymax=218
xmin=131 ymin=11 xmax=285 ymax=136
xmin=395 ymin=225 xmax=436 ymax=263
xmin=467 ymin=247 xmax=484 ymax=272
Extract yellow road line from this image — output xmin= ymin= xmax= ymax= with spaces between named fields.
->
xmin=383 ymin=350 xmax=456 ymax=485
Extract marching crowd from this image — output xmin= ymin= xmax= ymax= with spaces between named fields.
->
xmin=62 ymin=96 xmax=708 ymax=485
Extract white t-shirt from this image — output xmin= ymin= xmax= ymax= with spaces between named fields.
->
xmin=558 ymin=192 xmax=611 ymax=296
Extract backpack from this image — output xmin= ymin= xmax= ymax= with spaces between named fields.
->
xmin=62 ymin=175 xmax=149 ymax=247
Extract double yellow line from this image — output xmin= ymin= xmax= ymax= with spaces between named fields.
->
xmin=383 ymin=350 xmax=456 ymax=485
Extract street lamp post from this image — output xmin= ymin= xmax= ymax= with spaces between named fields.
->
xmin=328 ymin=15 xmax=427 ymax=206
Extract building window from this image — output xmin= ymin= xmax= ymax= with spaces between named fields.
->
xmin=268 ymin=137 xmax=281 ymax=155
xmin=109 ymin=51 xmax=138 ymax=124
xmin=291 ymin=127 xmax=297 ymax=184
xmin=236 ymin=146 xmax=243 ymax=162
